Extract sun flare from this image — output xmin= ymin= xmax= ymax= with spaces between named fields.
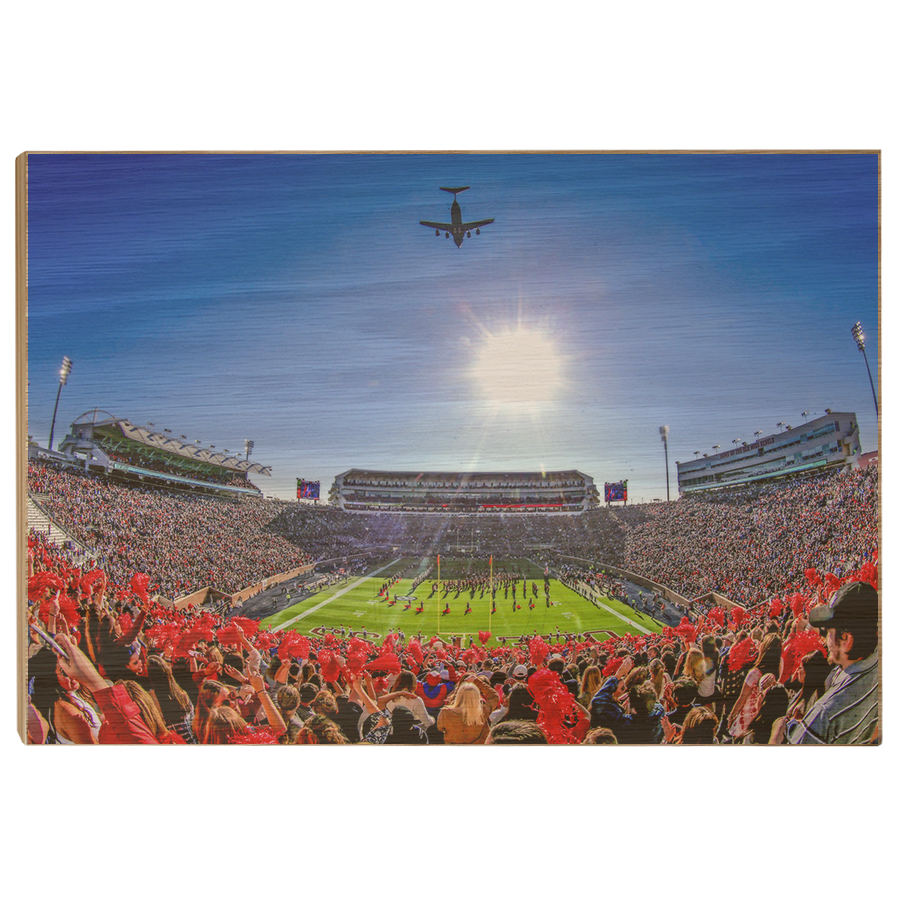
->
xmin=472 ymin=328 xmax=564 ymax=408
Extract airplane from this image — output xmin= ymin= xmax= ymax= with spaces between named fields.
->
xmin=419 ymin=186 xmax=494 ymax=248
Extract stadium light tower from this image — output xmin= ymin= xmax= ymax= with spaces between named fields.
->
xmin=48 ymin=356 xmax=73 ymax=450
xmin=851 ymin=321 xmax=879 ymax=420
xmin=245 ymin=439 xmax=254 ymax=460
xmin=801 ymin=411 xmax=810 ymax=423
xmin=777 ymin=422 xmax=786 ymax=432
xmin=659 ymin=425 xmax=670 ymax=502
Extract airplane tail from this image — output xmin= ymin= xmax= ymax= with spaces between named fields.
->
xmin=440 ymin=186 xmax=470 ymax=194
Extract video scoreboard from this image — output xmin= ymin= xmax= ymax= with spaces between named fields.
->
xmin=297 ymin=479 xmax=320 ymax=500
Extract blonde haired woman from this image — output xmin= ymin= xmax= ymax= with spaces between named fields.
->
xmin=578 ymin=665 xmax=603 ymax=708
xmin=683 ymin=647 xmax=705 ymax=686
xmin=648 ymin=658 xmax=671 ymax=700
xmin=437 ymin=676 xmax=499 ymax=744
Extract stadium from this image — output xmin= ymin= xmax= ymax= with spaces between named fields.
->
xmin=24 ymin=407 xmax=879 ymax=746
xmin=20 ymin=152 xmax=880 ymax=747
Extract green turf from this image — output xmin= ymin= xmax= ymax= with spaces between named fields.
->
xmin=259 ymin=558 xmax=662 ymax=647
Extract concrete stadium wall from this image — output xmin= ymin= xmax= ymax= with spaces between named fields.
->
xmin=694 ymin=590 xmax=746 ymax=611
xmin=172 ymin=587 xmax=214 ymax=610
xmin=229 ymin=563 xmax=315 ymax=606
xmin=172 ymin=563 xmax=316 ymax=610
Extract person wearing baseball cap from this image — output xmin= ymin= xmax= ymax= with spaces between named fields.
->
xmin=787 ymin=581 xmax=879 ymax=745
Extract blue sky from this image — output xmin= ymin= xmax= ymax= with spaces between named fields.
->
xmin=26 ymin=152 xmax=879 ymax=502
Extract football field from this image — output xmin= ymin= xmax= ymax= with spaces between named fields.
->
xmin=259 ymin=558 xmax=662 ymax=647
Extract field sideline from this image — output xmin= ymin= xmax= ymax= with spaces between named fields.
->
xmin=258 ymin=558 xmax=662 ymax=647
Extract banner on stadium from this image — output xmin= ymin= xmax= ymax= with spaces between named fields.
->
xmin=297 ymin=478 xmax=320 ymax=500
xmin=604 ymin=480 xmax=627 ymax=503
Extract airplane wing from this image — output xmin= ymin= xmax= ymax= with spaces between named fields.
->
xmin=419 ymin=220 xmax=453 ymax=230
xmin=462 ymin=218 xmax=494 ymax=229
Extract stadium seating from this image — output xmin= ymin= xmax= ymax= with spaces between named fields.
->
xmin=24 ymin=458 xmax=878 ymax=745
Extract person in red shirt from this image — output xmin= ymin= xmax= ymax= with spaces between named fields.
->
xmin=416 ymin=669 xmax=453 ymax=722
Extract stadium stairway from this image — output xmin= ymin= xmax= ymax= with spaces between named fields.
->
xmin=27 ymin=495 xmax=93 ymax=559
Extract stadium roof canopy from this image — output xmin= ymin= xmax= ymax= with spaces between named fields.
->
xmin=70 ymin=409 xmax=271 ymax=476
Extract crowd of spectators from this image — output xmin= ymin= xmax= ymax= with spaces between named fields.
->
xmin=270 ymin=502 xmax=647 ymax=562
xmin=26 ymin=521 xmax=878 ymax=745
xmin=30 ymin=460 xmax=877 ymax=613
xmin=621 ymin=466 xmax=878 ymax=605
xmin=29 ymin=460 xmax=312 ymax=597
xmin=25 ymin=458 xmax=879 ymax=745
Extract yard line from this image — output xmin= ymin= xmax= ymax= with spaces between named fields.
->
xmin=273 ymin=559 xmax=399 ymax=631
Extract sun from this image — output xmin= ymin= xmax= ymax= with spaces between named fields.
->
xmin=472 ymin=327 xmax=565 ymax=408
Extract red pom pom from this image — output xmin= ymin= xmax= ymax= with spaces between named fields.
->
xmin=254 ymin=632 xmax=279 ymax=651
xmin=278 ymin=632 xmax=310 ymax=662
xmin=408 ymin=639 xmax=424 ymax=665
xmin=130 ymin=572 xmax=150 ymax=602
xmin=768 ymin=597 xmax=783 ymax=619
xmin=216 ymin=623 xmax=243 ymax=647
xmin=345 ymin=638 xmax=372 ymax=678
xmin=146 ymin=620 xmax=177 ymax=647
xmin=527 ymin=669 xmax=584 ymax=744
xmin=730 ymin=606 xmax=746 ymax=627
xmin=788 ymin=593 xmax=807 ymax=617
xmin=230 ymin=617 xmax=259 ymax=637
xmin=478 ymin=630 xmax=491 ymax=646
xmin=602 ymin=657 xmax=622 ymax=678
xmin=365 ymin=652 xmax=401 ymax=675
xmin=675 ymin=618 xmax=698 ymax=644
xmin=805 ymin=568 xmax=822 ymax=588
xmin=56 ymin=595 xmax=82 ymax=630
xmin=728 ymin=637 xmax=756 ymax=672
xmin=528 ymin=636 xmax=549 ymax=667
xmin=79 ymin=570 xmax=105 ymax=598
xmin=170 ymin=629 xmax=200 ymax=659
xmin=318 ymin=649 xmax=342 ymax=682
xmin=781 ymin=629 xmax=826 ymax=682
xmin=28 ymin=571 xmax=67 ymax=603
xmin=857 ymin=560 xmax=878 ymax=589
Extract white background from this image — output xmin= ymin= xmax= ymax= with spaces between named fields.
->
xmin=2 ymin=3 xmax=894 ymax=898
